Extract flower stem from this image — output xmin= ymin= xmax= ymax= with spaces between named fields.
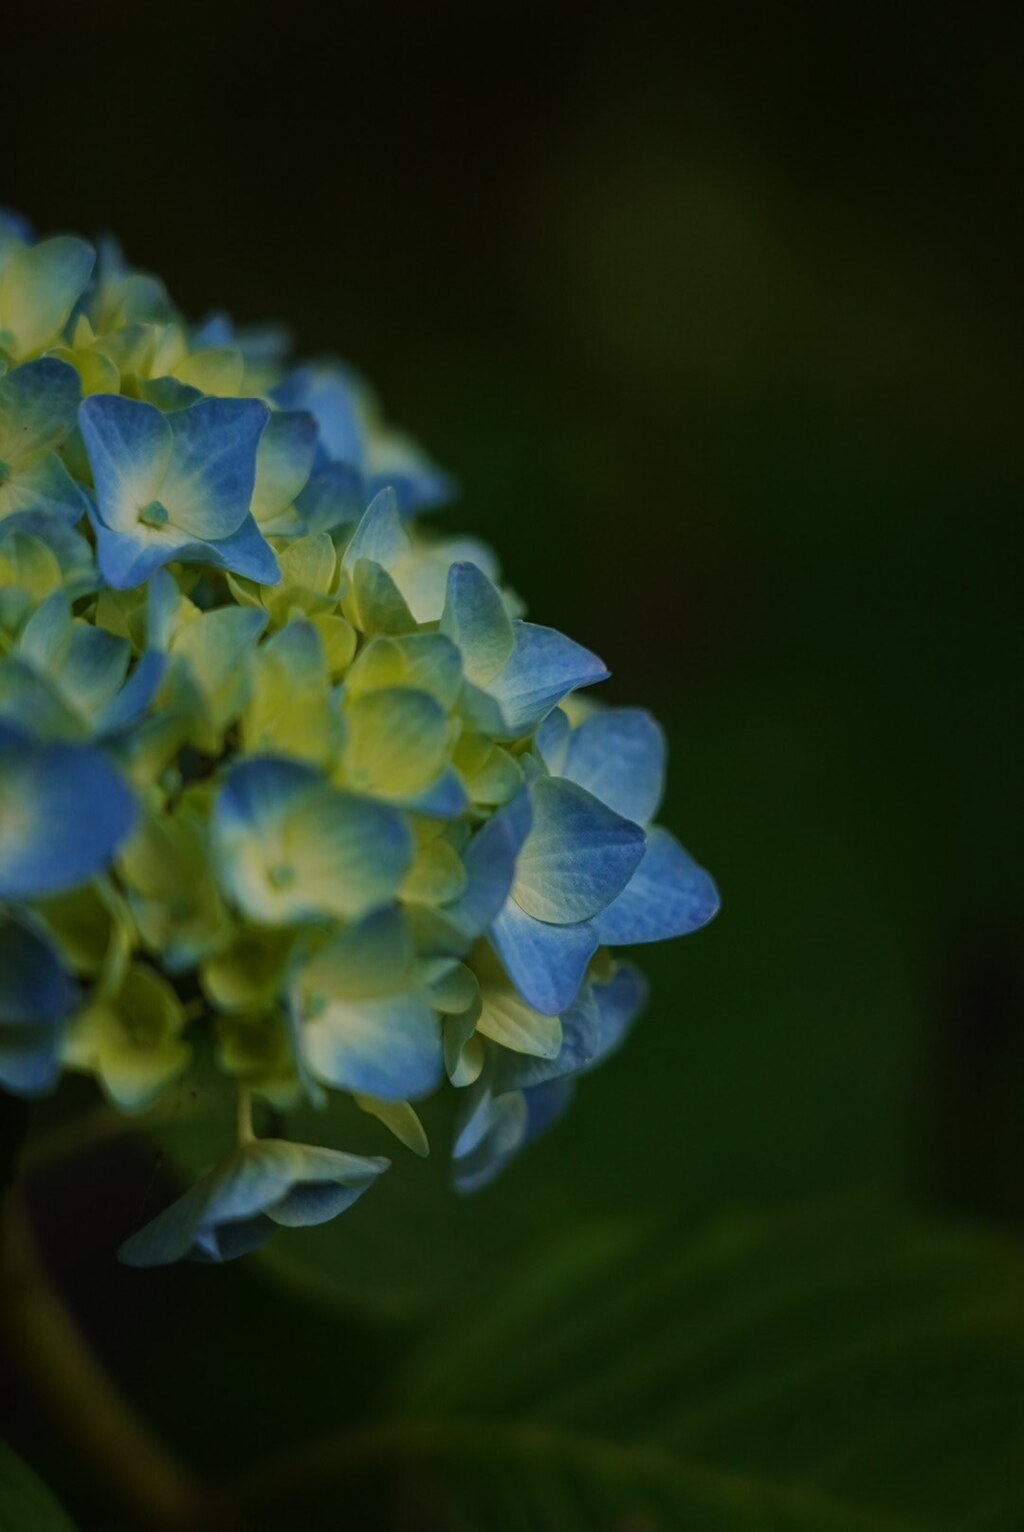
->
xmin=235 ymin=1086 xmax=255 ymax=1144
xmin=0 ymin=1186 xmax=217 ymax=1530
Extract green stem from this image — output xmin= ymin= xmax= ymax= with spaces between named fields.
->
xmin=0 ymin=1187 xmax=220 ymax=1531
xmin=235 ymin=1086 xmax=255 ymax=1145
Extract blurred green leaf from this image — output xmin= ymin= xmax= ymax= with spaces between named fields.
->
xmin=0 ymin=1440 xmax=77 ymax=1532
xmin=363 ymin=1207 xmax=1024 ymax=1530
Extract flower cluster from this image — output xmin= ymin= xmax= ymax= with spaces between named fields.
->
xmin=0 ymin=212 xmax=719 ymax=1266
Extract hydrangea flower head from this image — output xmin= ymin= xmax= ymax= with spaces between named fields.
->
xmin=0 ymin=212 xmax=719 ymax=1266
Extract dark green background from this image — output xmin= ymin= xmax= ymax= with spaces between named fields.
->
xmin=2 ymin=3 xmax=1022 ymax=1527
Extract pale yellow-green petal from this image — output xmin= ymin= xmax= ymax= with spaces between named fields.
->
xmin=341 ymin=687 xmax=451 ymax=799
xmin=311 ymin=614 xmax=357 ymax=678
xmin=201 ymin=928 xmax=299 ymax=1013
xmin=354 ymin=1095 xmax=429 ymax=1156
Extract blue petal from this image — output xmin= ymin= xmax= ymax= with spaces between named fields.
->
xmin=440 ymin=561 xmax=514 ymax=686
xmin=0 ymin=914 xmax=76 ymax=1096
xmin=273 ymin=364 xmax=365 ymax=465
xmin=341 ymin=486 xmax=408 ymax=574
xmin=295 ymin=459 xmax=365 ymax=532
xmin=94 ymin=649 xmax=165 ymax=736
xmin=0 ymin=723 xmax=135 ymax=898
xmin=560 ymin=708 xmax=665 ymax=825
xmin=215 ymin=755 xmax=412 ymax=925
xmin=534 ymin=707 xmax=571 ymax=774
xmin=452 ymin=1083 xmax=527 ymax=1192
xmin=488 ymin=623 xmax=609 ymax=735
xmin=193 ymin=313 xmax=292 ymax=369
xmin=306 ymin=994 xmax=443 ymax=1101
xmin=0 ymin=451 xmax=88 ymax=524
xmin=0 ymin=357 xmax=82 ymax=454
xmin=119 ymin=1139 xmax=389 ymax=1267
xmin=366 ymin=462 xmax=454 ymax=516
xmin=90 ymin=505 xmax=278 ymax=589
xmin=403 ymin=767 xmax=468 ymax=818
xmin=445 ymin=787 xmax=533 ymax=938
xmin=300 ymin=911 xmax=444 ymax=1102
xmin=198 ymin=513 xmax=280 ymax=585
xmin=267 ymin=1179 xmax=373 ymax=1227
xmin=215 ymin=754 xmax=320 ymax=833
xmin=195 ymin=1218 xmax=275 ymax=1263
xmin=498 ymin=962 xmax=648 ymax=1091
xmin=164 ymin=396 xmax=269 ymax=539
xmin=594 ymin=827 xmax=721 ymax=944
xmin=489 ymin=900 xmax=598 ymax=1015
xmin=522 ymin=1077 xmax=575 ymax=1141
xmin=62 ymin=626 xmax=130 ymax=716
xmin=190 ymin=312 xmax=233 ymax=349
xmin=20 ymin=598 xmax=130 ymax=720
xmin=145 ymin=568 xmax=182 ymax=649
xmin=81 ymin=393 xmax=270 ymax=552
xmin=451 ymin=1077 xmax=574 ymax=1193
xmin=79 ymin=394 xmax=172 ymax=532
xmin=512 ymin=777 xmax=646 ymax=924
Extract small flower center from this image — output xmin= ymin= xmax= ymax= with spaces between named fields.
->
xmin=268 ymin=863 xmax=295 ymax=890
xmin=0 ymin=459 xmax=10 ymax=487
xmin=138 ymin=499 xmax=169 ymax=528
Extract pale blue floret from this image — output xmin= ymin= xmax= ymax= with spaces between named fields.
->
xmin=489 ymin=776 xmax=646 ymax=1014
xmin=0 ymin=360 xmax=88 ymax=524
xmin=442 ymin=562 xmax=609 ymax=736
xmin=79 ymin=393 xmax=278 ymax=588
xmin=537 ymin=706 xmax=666 ymax=823
xmin=341 ymin=485 xmax=410 ymax=572
xmin=212 ymin=755 xmax=413 ymax=925
xmin=489 ymin=904 xmax=602 ymax=1016
xmin=0 ymin=721 xmax=136 ymax=900
xmin=595 ymin=828 xmax=720 ymax=945
xmin=444 ymin=787 xmax=534 ymax=942
xmin=452 ymin=962 xmax=647 ymax=1190
xmin=537 ymin=705 xmax=720 ymax=945
xmin=0 ymin=912 xmax=78 ymax=1097
xmin=5 ymin=590 xmax=164 ymax=739
xmin=453 ymin=1079 xmax=574 ymax=1195
xmin=484 ymin=706 xmax=717 ymax=1013
xmin=294 ymin=907 xmax=444 ymax=1102
xmin=0 ymin=209 xmax=722 ymax=1254
xmin=118 ymin=1139 xmax=390 ymax=1266
xmin=274 ymin=363 xmax=454 ymax=524
xmin=190 ymin=311 xmax=293 ymax=372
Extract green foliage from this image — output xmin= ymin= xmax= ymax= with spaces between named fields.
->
xmin=0 ymin=1441 xmax=77 ymax=1532
xmin=357 ymin=1208 xmax=1024 ymax=1531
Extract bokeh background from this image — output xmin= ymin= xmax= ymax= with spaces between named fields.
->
xmin=3 ymin=3 xmax=1022 ymax=1528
